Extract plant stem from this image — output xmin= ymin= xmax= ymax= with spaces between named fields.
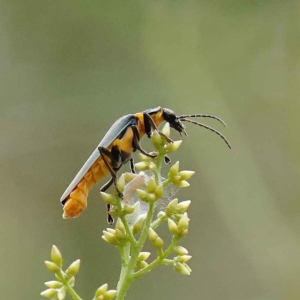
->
xmin=57 ymin=270 xmax=83 ymax=300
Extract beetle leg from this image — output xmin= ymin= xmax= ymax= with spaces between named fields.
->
xmin=98 ymin=147 xmax=123 ymax=198
xmin=143 ymin=113 xmax=173 ymax=143
xmin=100 ymin=177 xmax=115 ymax=224
xmin=130 ymin=158 xmax=136 ymax=173
xmin=131 ymin=126 xmax=157 ymax=158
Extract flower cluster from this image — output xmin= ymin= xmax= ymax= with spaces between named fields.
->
xmin=42 ymin=245 xmax=116 ymax=300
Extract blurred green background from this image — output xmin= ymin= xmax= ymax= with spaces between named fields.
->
xmin=1 ymin=1 xmax=299 ymax=299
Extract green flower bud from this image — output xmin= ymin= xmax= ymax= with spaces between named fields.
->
xmin=95 ymin=283 xmax=108 ymax=297
xmin=178 ymin=170 xmax=195 ymax=180
xmin=154 ymin=237 xmax=164 ymax=249
xmin=117 ymin=175 xmax=125 ymax=192
xmin=122 ymin=204 xmax=135 ymax=215
xmin=168 ymin=161 xmax=179 ymax=177
xmin=138 ymin=252 xmax=151 ymax=261
xmin=100 ymin=192 xmax=116 ymax=205
xmin=176 ymin=200 xmax=191 ymax=213
xmin=132 ymin=216 xmax=146 ymax=235
xmin=65 ymin=259 xmax=80 ymax=278
xmin=106 ymin=228 xmax=116 ymax=234
xmin=136 ymin=189 xmax=148 ymax=201
xmin=168 ymin=219 xmax=179 ymax=235
xmin=136 ymin=261 xmax=149 ymax=270
xmin=115 ymin=219 xmax=126 ymax=233
xmin=68 ymin=276 xmax=75 ymax=287
xmin=139 ymin=153 xmax=151 ymax=162
xmin=124 ymin=172 xmax=136 ymax=182
xmin=115 ymin=228 xmax=127 ymax=242
xmin=155 ymin=184 xmax=163 ymax=199
xmin=175 ymin=180 xmax=190 ymax=188
xmin=183 ymin=263 xmax=192 ymax=273
xmin=165 ymin=140 xmax=182 ymax=153
xmin=175 ymin=255 xmax=192 ymax=263
xmin=152 ymin=130 xmax=163 ymax=148
xmin=157 ymin=211 xmax=166 ymax=218
xmin=161 ymin=122 xmax=170 ymax=137
xmin=149 ymin=162 xmax=157 ymax=171
xmin=102 ymin=231 xmax=119 ymax=246
xmin=174 ymin=262 xmax=191 ymax=275
xmin=103 ymin=290 xmax=117 ymax=300
xmin=57 ymin=287 xmax=66 ymax=300
xmin=178 ymin=213 xmax=190 ymax=232
xmin=108 ymin=207 xmax=118 ymax=217
xmin=179 ymin=229 xmax=189 ymax=237
xmin=51 ymin=245 xmax=62 ymax=268
xmin=173 ymin=246 xmax=188 ymax=256
xmin=44 ymin=281 xmax=63 ymax=289
xmin=166 ymin=198 xmax=178 ymax=217
xmin=148 ymin=228 xmax=159 ymax=244
xmin=135 ymin=161 xmax=149 ymax=171
xmin=146 ymin=178 xmax=157 ymax=193
xmin=40 ymin=288 xmax=57 ymax=298
xmin=45 ymin=261 xmax=60 ymax=273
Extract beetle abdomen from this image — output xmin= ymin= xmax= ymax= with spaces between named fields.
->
xmin=62 ymin=156 xmax=110 ymax=219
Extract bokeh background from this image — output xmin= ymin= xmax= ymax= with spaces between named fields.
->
xmin=1 ymin=1 xmax=299 ymax=299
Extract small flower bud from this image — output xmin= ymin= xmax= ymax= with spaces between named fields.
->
xmin=95 ymin=283 xmax=108 ymax=297
xmin=157 ymin=211 xmax=166 ymax=218
xmin=122 ymin=204 xmax=135 ymax=215
xmin=40 ymin=288 xmax=57 ymax=298
xmin=165 ymin=140 xmax=182 ymax=153
xmin=166 ymin=198 xmax=178 ymax=217
xmin=139 ymin=153 xmax=151 ymax=162
xmin=149 ymin=162 xmax=157 ymax=171
xmin=115 ymin=228 xmax=127 ymax=242
xmin=155 ymin=184 xmax=163 ymax=199
xmin=138 ymin=252 xmax=151 ymax=261
xmin=65 ymin=259 xmax=80 ymax=278
xmin=175 ymin=255 xmax=192 ymax=263
xmin=51 ymin=245 xmax=62 ymax=268
xmin=173 ymin=246 xmax=188 ymax=256
xmin=178 ymin=170 xmax=195 ymax=180
xmin=57 ymin=287 xmax=66 ymax=300
xmin=136 ymin=261 xmax=149 ymax=270
xmin=115 ymin=219 xmax=126 ymax=233
xmin=102 ymin=231 xmax=119 ymax=246
xmin=146 ymin=178 xmax=157 ymax=193
xmin=103 ymin=290 xmax=117 ymax=300
xmin=180 ymin=229 xmax=189 ymax=237
xmin=68 ymin=276 xmax=75 ymax=287
xmin=45 ymin=261 xmax=60 ymax=273
xmin=135 ymin=161 xmax=149 ymax=170
xmin=124 ymin=172 xmax=136 ymax=182
xmin=108 ymin=207 xmax=118 ymax=217
xmin=168 ymin=219 xmax=179 ymax=235
xmin=132 ymin=216 xmax=146 ymax=235
xmin=100 ymin=192 xmax=116 ymax=205
xmin=152 ymin=130 xmax=163 ymax=148
xmin=174 ymin=262 xmax=191 ymax=275
xmin=176 ymin=200 xmax=191 ymax=213
xmin=169 ymin=161 xmax=179 ymax=177
xmin=178 ymin=213 xmax=190 ymax=232
xmin=154 ymin=237 xmax=164 ymax=249
xmin=44 ymin=281 xmax=63 ymax=289
xmin=161 ymin=122 xmax=170 ymax=137
xmin=175 ymin=180 xmax=190 ymax=188
xmin=136 ymin=189 xmax=148 ymax=201
xmin=117 ymin=175 xmax=125 ymax=192
xmin=148 ymin=228 xmax=159 ymax=244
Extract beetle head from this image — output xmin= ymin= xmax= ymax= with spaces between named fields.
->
xmin=162 ymin=108 xmax=187 ymax=136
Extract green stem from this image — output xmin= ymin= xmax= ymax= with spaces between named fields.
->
xmin=132 ymin=236 xmax=179 ymax=278
xmin=57 ymin=270 xmax=82 ymax=300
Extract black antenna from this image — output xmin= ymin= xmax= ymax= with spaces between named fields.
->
xmin=180 ymin=118 xmax=231 ymax=149
xmin=179 ymin=114 xmax=227 ymax=127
